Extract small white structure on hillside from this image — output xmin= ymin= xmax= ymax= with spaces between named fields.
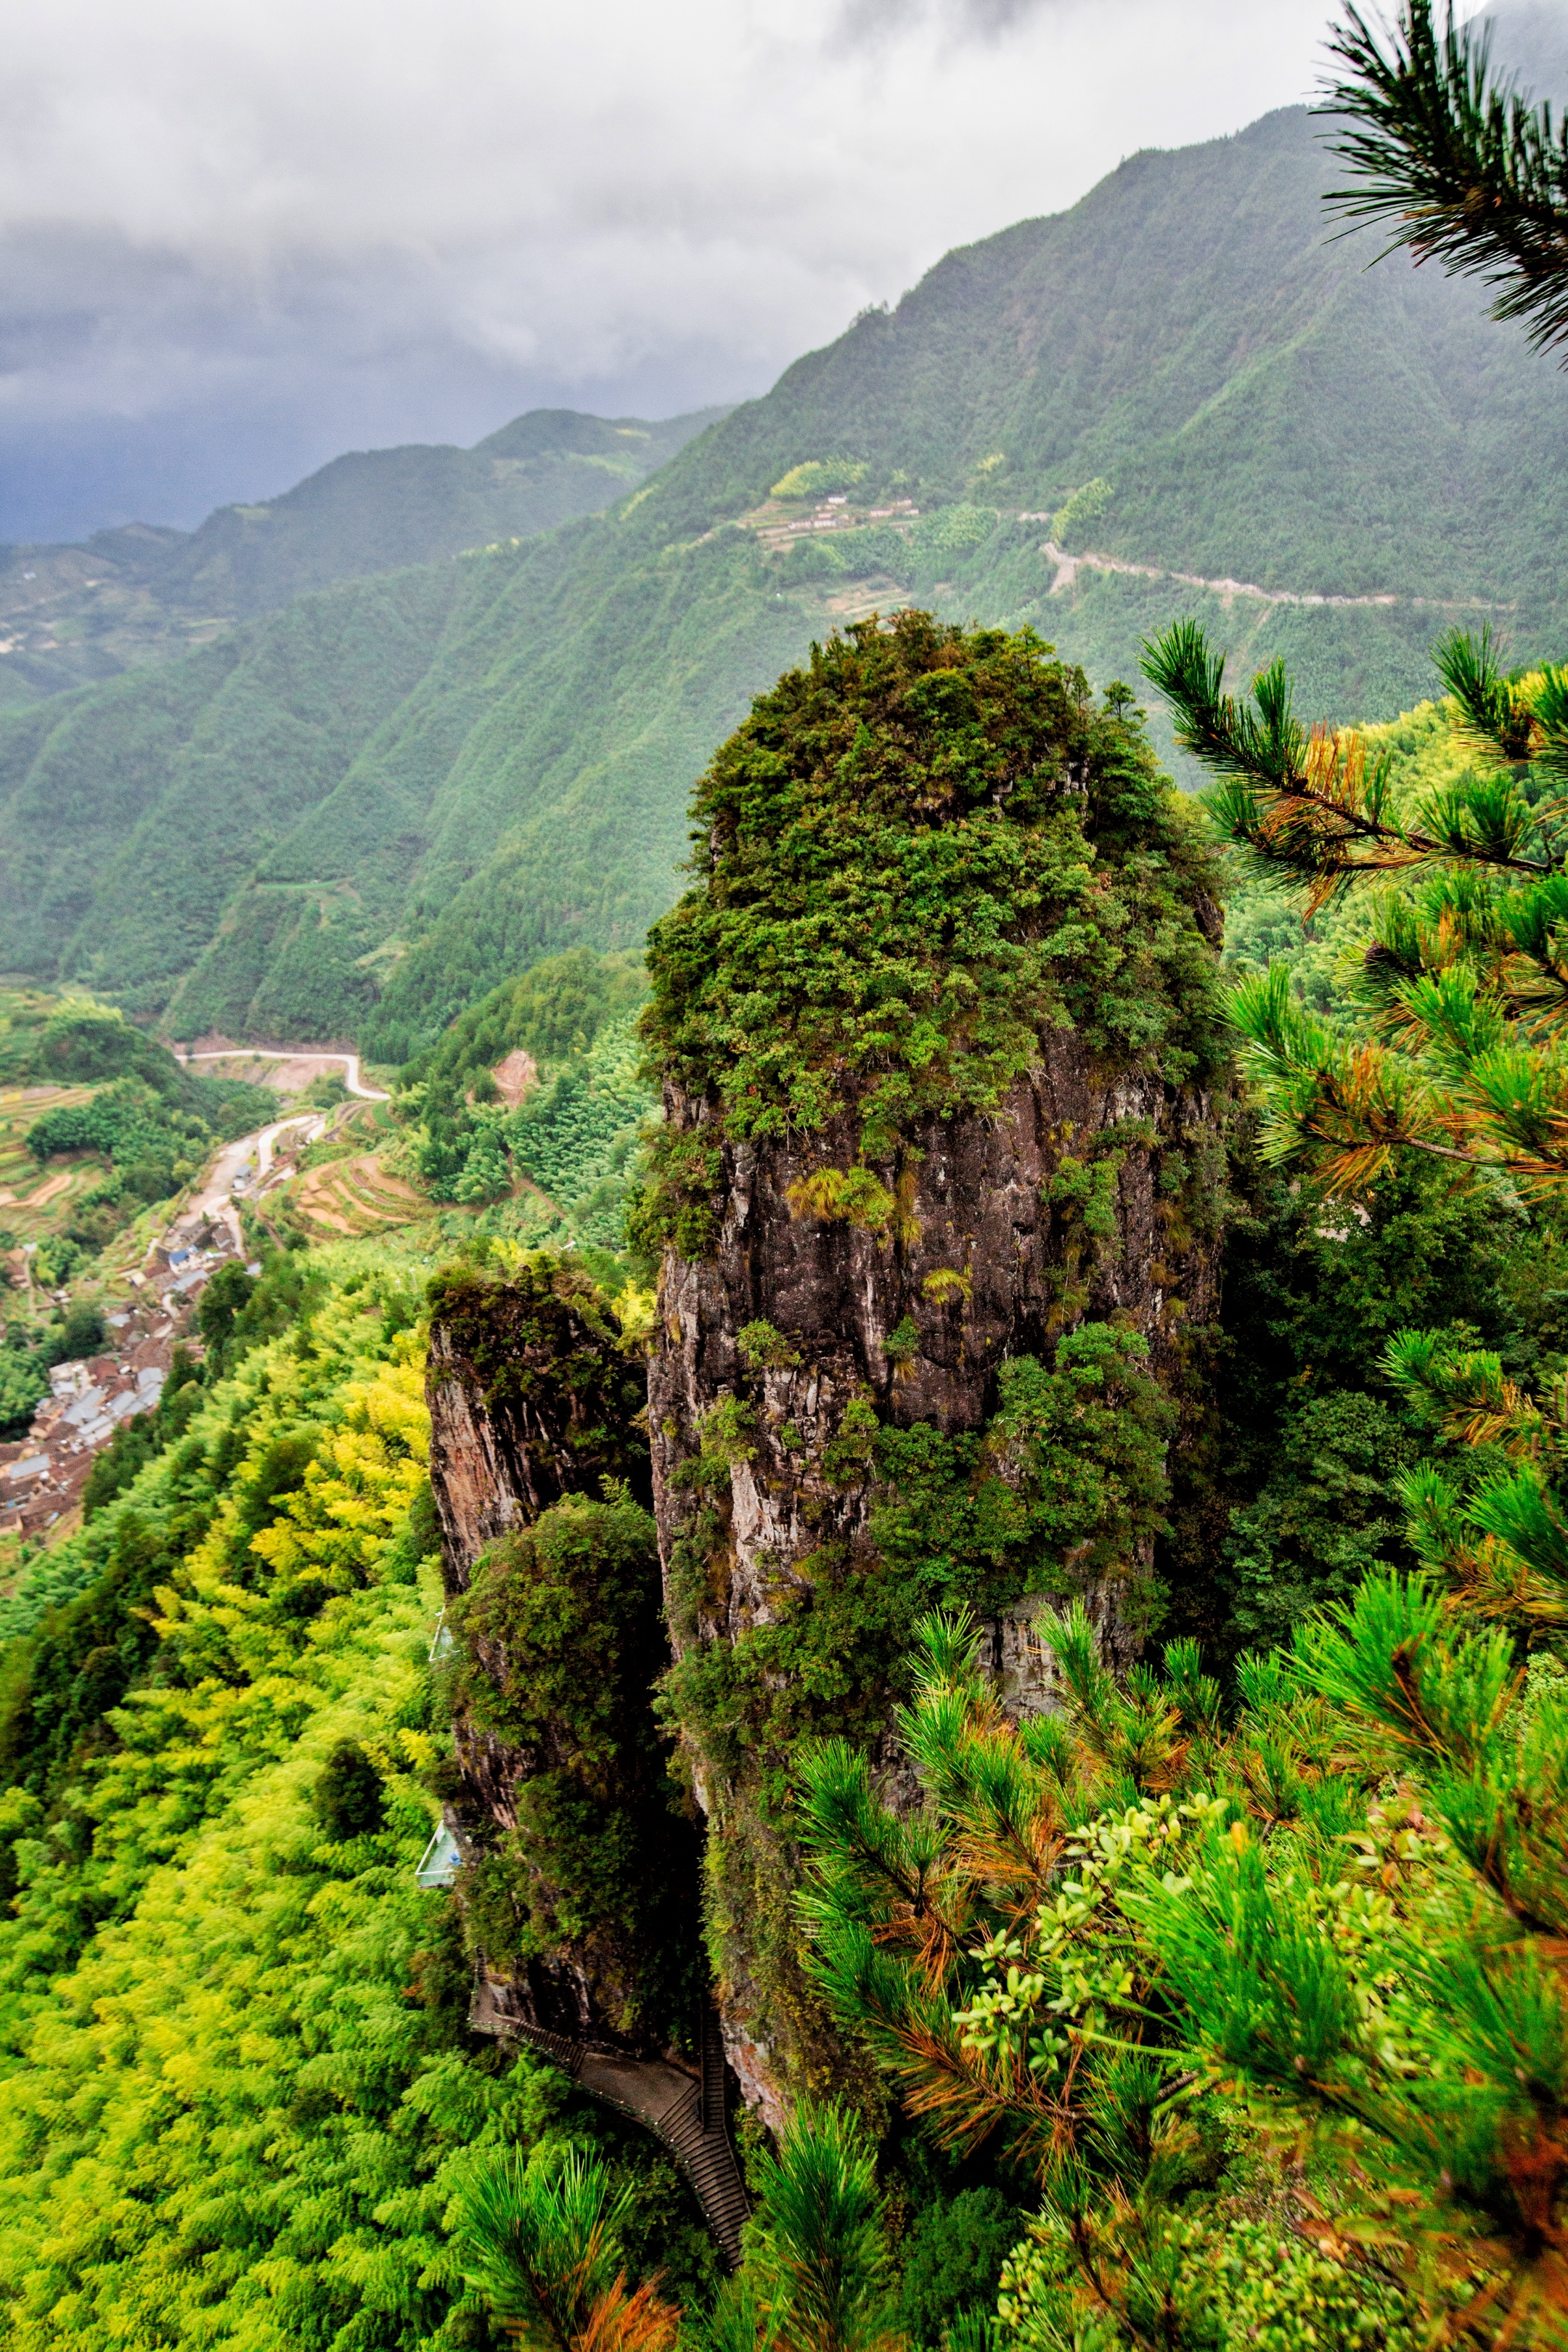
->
xmin=415 ymin=1826 xmax=461 ymax=1890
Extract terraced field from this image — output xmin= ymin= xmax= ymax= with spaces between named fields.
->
xmin=286 ymin=1149 xmax=430 ymax=1241
xmin=0 ymin=1086 xmax=98 ymax=1241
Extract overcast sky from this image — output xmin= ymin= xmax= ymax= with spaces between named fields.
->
xmin=0 ymin=0 xmax=1532 ymax=540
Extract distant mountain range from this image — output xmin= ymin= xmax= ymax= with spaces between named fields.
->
xmin=0 ymin=407 xmax=727 ymax=706
xmin=4 ymin=37 xmax=1568 ymax=1057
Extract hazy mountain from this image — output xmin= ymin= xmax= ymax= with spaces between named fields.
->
xmin=4 ymin=93 xmax=1568 ymax=1051
xmin=0 ymin=406 xmax=728 ymax=708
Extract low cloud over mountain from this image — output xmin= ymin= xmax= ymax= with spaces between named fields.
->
xmin=0 ymin=0 xmax=1339 ymax=539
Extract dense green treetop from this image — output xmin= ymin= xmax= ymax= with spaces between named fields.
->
xmin=401 ymin=946 xmax=648 ymax=1108
xmin=641 ymin=613 xmax=1227 ymax=1159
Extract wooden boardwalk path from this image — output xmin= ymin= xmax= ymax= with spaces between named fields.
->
xmin=470 ymin=1975 xmax=751 ymax=2267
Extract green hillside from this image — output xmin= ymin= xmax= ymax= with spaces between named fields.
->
xmin=0 ymin=1249 xmax=719 ymax=2344
xmin=5 ymin=101 xmax=1568 ymax=1052
xmin=0 ymin=407 xmax=726 ymax=709
xmin=4 ymin=655 xmax=1567 ymax=2345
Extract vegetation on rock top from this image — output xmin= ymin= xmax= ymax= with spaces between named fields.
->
xmin=425 ymin=1246 xmax=653 ymax=1514
xmin=640 ymin=611 xmax=1226 ymax=1177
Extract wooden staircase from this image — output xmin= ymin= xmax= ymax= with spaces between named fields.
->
xmin=659 ymin=2005 xmax=750 ymax=2268
xmin=470 ymin=1975 xmax=750 ymax=2268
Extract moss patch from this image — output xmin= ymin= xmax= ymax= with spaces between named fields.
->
xmin=449 ymin=1490 xmax=701 ymax=2043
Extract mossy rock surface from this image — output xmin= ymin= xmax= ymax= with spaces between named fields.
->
xmin=425 ymin=1249 xmax=651 ymax=1581
xmin=448 ymin=1490 xmax=702 ymax=2051
xmin=636 ymin=614 xmax=1234 ymax=2120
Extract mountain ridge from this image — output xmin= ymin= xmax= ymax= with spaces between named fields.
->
xmin=5 ymin=91 xmax=1568 ymax=1053
xmin=0 ymin=404 xmax=728 ymax=709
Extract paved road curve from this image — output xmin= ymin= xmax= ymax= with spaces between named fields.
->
xmin=175 ymin=1049 xmax=391 ymax=1251
xmin=176 ymin=1048 xmax=390 ymax=1101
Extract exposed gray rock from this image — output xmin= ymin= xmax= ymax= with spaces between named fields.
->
xmin=648 ymin=1037 xmax=1225 ymax=2118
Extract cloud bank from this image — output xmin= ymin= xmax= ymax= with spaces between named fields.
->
xmin=0 ymin=0 xmax=1411 ymax=537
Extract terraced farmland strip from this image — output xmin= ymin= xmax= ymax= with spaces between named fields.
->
xmin=288 ymin=1151 xmax=430 ymax=1240
xmin=0 ymin=1169 xmax=73 ymax=1210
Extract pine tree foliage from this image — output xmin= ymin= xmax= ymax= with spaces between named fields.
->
xmin=796 ymin=1596 xmax=1568 ymax=2348
xmin=1143 ymin=618 xmax=1568 ymax=1196
xmin=796 ymin=1614 xmax=1235 ymax=2215
xmin=1141 ymin=1576 xmax=1568 ymax=2348
xmin=1142 ymin=617 xmax=1568 ymax=1632
xmin=457 ymin=2115 xmax=909 ymax=2352
xmin=745 ymin=2105 xmax=905 ymax=2352
xmin=449 ymin=2146 xmax=680 ymax=2352
xmin=1383 ymin=1326 xmax=1568 ymax=1629
xmin=1322 ymin=2 xmax=1568 ymax=357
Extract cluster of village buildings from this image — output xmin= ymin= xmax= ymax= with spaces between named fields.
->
xmin=752 ymin=493 xmax=919 ymax=555
xmin=0 ymin=1233 xmax=250 ymax=1540
xmin=1 ymin=1053 xmax=374 ymax=1548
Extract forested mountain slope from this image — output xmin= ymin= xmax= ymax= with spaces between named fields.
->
xmin=0 ymin=407 xmax=725 ymax=709
xmin=0 ymin=1247 xmax=722 ymax=2344
xmin=6 ymin=93 xmax=1568 ymax=1052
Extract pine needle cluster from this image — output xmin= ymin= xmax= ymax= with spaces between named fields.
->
xmin=450 ymin=2147 xmax=681 ymax=2352
xmin=1143 ymin=621 xmax=1568 ymax=1197
xmin=456 ymin=2115 xmax=908 ymax=2352
xmin=1321 ymin=2 xmax=1568 ymax=357
xmin=795 ymin=1590 xmax=1568 ymax=2348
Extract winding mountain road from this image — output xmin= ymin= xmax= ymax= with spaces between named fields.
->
xmin=176 ymin=1048 xmax=389 ymax=1101
xmin=174 ymin=1049 xmax=391 ymax=1251
xmin=1039 ymin=538 xmax=1516 ymax=616
xmin=189 ymin=1114 xmax=325 ymax=1236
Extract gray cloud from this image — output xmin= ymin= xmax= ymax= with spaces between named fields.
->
xmin=833 ymin=0 xmax=1061 ymax=47
xmin=0 ymin=0 xmax=1401 ymax=537
xmin=1482 ymin=1 xmax=1568 ymax=89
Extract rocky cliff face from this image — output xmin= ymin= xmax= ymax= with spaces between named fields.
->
xmin=636 ymin=614 xmax=1233 ymax=2126
xmin=424 ymin=1256 xmax=696 ymax=2055
xmin=649 ymin=1038 xmax=1222 ymax=1662
xmin=648 ymin=1043 xmax=1224 ymax=2120
xmin=426 ymin=1257 xmax=650 ymax=1588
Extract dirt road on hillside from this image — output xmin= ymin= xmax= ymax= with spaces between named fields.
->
xmin=176 ymin=1048 xmax=389 ymax=1101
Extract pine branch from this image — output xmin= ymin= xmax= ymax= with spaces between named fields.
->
xmin=1142 ymin=621 xmax=1551 ymax=893
xmin=452 ymin=2149 xmax=679 ymax=2352
xmin=1433 ymin=624 xmax=1535 ymax=762
xmin=1320 ymin=1 xmax=1568 ymax=358
xmin=751 ymin=2106 xmax=905 ymax=2352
